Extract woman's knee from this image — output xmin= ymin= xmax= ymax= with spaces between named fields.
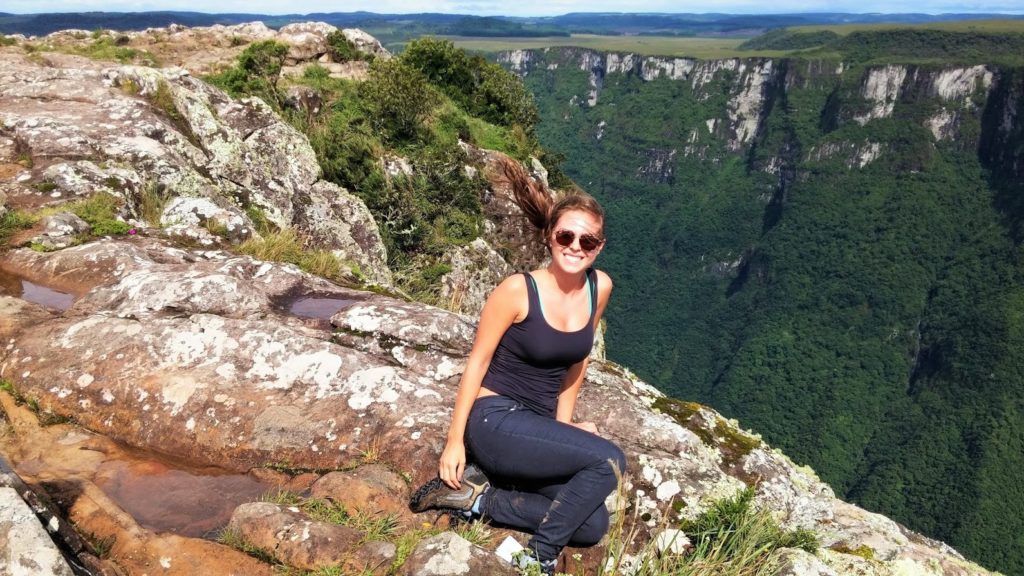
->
xmin=569 ymin=507 xmax=609 ymax=547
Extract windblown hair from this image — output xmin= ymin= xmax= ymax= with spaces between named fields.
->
xmin=498 ymin=158 xmax=605 ymax=246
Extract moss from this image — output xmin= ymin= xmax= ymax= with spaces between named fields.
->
xmin=652 ymin=397 xmax=762 ymax=465
xmin=712 ymin=418 xmax=762 ymax=461
xmin=831 ymin=543 xmax=876 ymax=560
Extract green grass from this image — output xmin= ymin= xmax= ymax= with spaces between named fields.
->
xmin=448 ymin=34 xmax=786 ymax=59
xmin=236 ymin=229 xmax=356 ymax=285
xmin=0 ymin=210 xmax=36 ymax=245
xmin=67 ymin=194 xmax=131 ymax=236
xmin=598 ymin=486 xmax=817 ymax=576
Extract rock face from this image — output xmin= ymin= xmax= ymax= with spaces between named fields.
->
xmin=0 ymin=50 xmax=391 ymax=285
xmin=0 ymin=236 xmax=996 ymax=576
xmin=0 ymin=487 xmax=74 ymax=576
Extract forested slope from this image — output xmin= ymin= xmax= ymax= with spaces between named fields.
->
xmin=504 ymin=48 xmax=1024 ymax=574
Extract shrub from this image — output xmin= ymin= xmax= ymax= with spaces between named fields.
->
xmin=400 ymin=37 xmax=538 ymax=132
xmin=206 ymin=40 xmax=289 ymax=109
xmin=359 ymin=59 xmax=438 ymax=140
xmin=326 ymin=30 xmax=368 ymax=63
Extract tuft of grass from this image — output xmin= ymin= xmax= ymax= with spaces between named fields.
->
xmin=598 ymin=482 xmax=817 ymax=576
xmin=236 ymin=228 xmax=355 ymax=284
xmin=68 ymin=194 xmax=131 ymax=237
xmin=392 ymin=526 xmax=443 ymax=573
xmin=138 ymin=182 xmax=169 ymax=227
xmin=84 ymin=532 xmax=116 ymax=559
xmin=217 ymin=526 xmax=277 ymax=565
xmin=0 ymin=210 xmax=37 ymax=245
xmin=450 ymin=519 xmax=494 ymax=548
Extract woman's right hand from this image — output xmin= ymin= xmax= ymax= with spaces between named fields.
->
xmin=439 ymin=441 xmax=466 ymax=489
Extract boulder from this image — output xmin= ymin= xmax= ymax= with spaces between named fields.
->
xmin=277 ymin=22 xmax=337 ymax=64
xmin=32 ymin=212 xmax=90 ymax=250
xmin=160 ymin=196 xmax=255 ymax=243
xmin=399 ymin=532 xmax=517 ymax=576
xmin=342 ymin=29 xmax=392 ymax=60
xmin=310 ymin=464 xmax=411 ymax=520
xmin=228 ymin=502 xmax=394 ymax=573
xmin=438 ymin=238 xmax=512 ymax=316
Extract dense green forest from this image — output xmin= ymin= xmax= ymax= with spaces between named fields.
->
xmin=510 ymin=48 xmax=1024 ymax=574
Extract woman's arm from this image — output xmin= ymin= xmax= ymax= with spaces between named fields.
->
xmin=556 ymin=270 xmax=613 ymax=429
xmin=438 ymin=274 xmax=525 ymax=489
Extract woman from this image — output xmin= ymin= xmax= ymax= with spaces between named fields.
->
xmin=410 ymin=158 xmax=626 ymax=575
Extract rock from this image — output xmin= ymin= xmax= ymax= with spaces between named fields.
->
xmin=653 ymin=528 xmax=691 ymax=556
xmin=160 ymin=196 xmax=255 ymax=243
xmin=438 ymin=238 xmax=512 ymax=316
xmin=461 ymin=145 xmax=550 ymax=272
xmin=382 ymin=154 xmax=413 ymax=178
xmin=293 ymin=181 xmax=392 ymax=286
xmin=342 ymin=29 xmax=392 ymax=60
xmin=774 ymin=548 xmax=838 ymax=576
xmin=32 ymin=212 xmax=90 ymax=250
xmin=400 ymin=532 xmax=518 ymax=576
xmin=0 ymin=233 xmax=998 ymax=575
xmin=0 ymin=486 xmax=75 ymax=576
xmin=227 ymin=502 xmax=394 ymax=573
xmin=310 ymin=464 xmax=411 ymax=519
xmin=277 ymin=22 xmax=337 ymax=64
xmin=0 ymin=51 xmax=390 ymax=288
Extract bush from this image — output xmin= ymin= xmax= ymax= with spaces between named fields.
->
xmin=206 ymin=40 xmax=289 ymax=108
xmin=359 ymin=58 xmax=438 ymax=140
xmin=400 ymin=37 xmax=539 ymax=132
xmin=326 ymin=30 xmax=370 ymax=63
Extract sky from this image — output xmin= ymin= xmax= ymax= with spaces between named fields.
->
xmin=6 ymin=0 xmax=1024 ymax=17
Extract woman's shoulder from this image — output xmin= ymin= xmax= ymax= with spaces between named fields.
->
xmin=491 ymin=272 xmax=529 ymax=299
xmin=592 ymin=268 xmax=613 ymax=293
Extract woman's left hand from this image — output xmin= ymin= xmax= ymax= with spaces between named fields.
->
xmin=573 ymin=421 xmax=599 ymax=435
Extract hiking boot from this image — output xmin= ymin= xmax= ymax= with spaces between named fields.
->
xmin=409 ymin=463 xmax=490 ymax=513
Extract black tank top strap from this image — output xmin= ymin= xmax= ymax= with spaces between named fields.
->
xmin=523 ymin=272 xmax=539 ymax=320
xmin=587 ymin=267 xmax=597 ymax=317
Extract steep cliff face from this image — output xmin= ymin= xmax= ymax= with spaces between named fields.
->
xmin=504 ymin=46 xmax=1024 ymax=574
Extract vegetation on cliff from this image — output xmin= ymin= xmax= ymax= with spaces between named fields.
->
xmin=515 ymin=47 xmax=1024 ymax=574
xmin=205 ymin=38 xmax=541 ymax=300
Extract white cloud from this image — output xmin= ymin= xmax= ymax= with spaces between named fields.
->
xmin=8 ymin=0 xmax=1023 ymax=16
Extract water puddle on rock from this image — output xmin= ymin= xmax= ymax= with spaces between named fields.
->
xmin=94 ymin=460 xmax=271 ymax=538
xmin=0 ymin=268 xmax=75 ymax=311
xmin=288 ymin=295 xmax=356 ymax=320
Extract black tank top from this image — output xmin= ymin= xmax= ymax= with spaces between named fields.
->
xmin=481 ymin=268 xmax=598 ymax=418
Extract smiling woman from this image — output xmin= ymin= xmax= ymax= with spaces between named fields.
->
xmin=408 ymin=157 xmax=622 ymax=575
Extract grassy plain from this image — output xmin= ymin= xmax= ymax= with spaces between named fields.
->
xmin=791 ymin=18 xmax=1024 ymax=35
xmin=448 ymin=34 xmax=790 ymax=58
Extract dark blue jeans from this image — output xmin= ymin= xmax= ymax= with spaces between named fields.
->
xmin=465 ymin=395 xmax=627 ymax=562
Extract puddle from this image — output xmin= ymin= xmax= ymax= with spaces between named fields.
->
xmin=288 ymin=296 xmax=356 ymax=320
xmin=0 ymin=268 xmax=75 ymax=311
xmin=94 ymin=460 xmax=271 ymax=538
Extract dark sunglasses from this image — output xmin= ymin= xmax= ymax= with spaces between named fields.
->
xmin=553 ymin=229 xmax=604 ymax=252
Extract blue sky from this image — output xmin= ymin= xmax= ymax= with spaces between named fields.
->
xmin=8 ymin=0 xmax=1024 ymax=17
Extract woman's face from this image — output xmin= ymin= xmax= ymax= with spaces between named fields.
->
xmin=548 ymin=209 xmax=604 ymax=275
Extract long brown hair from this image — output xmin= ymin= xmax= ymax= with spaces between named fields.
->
xmin=498 ymin=158 xmax=605 ymax=246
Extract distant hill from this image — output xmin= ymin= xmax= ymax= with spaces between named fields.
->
xmin=2 ymin=10 xmax=1023 ymax=40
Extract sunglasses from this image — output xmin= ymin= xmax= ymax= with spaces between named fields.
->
xmin=553 ymin=229 xmax=604 ymax=252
